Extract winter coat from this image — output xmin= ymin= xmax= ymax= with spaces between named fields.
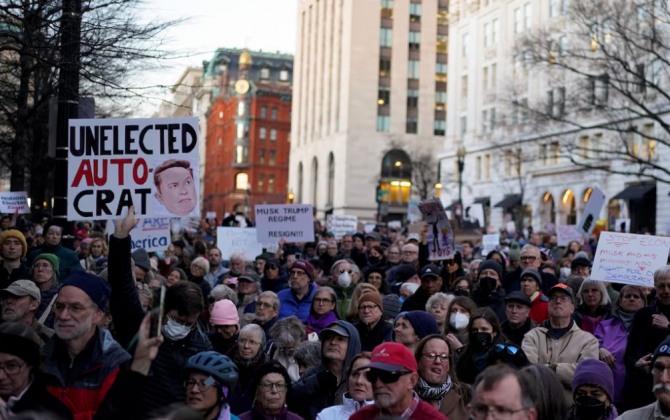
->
xmin=573 ymin=303 xmax=612 ymax=334
xmin=522 ymin=320 xmax=599 ymax=403
xmin=316 ymin=392 xmax=375 ymax=420
xmin=472 ymin=288 xmax=508 ymax=323
xmin=529 ymin=292 xmax=549 ymax=324
xmin=6 ymin=374 xmax=73 ymax=419
xmin=355 ymin=319 xmax=393 ymax=352
xmin=227 ymin=346 xmax=267 ymax=415
xmin=501 ymin=317 xmax=536 ymax=346
xmin=350 ymin=392 xmax=447 ymax=420
xmin=616 ymin=401 xmax=668 ymax=420
xmin=239 ymin=405 xmax=302 ymax=420
xmin=29 ymin=244 xmax=82 ymax=280
xmin=288 ymin=320 xmax=362 ymax=420
xmin=277 ymin=283 xmax=317 ymax=322
xmin=438 ymin=380 xmax=471 ymax=420
xmin=594 ymin=313 xmax=632 ymax=408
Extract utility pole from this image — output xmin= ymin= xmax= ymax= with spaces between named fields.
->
xmin=53 ymin=0 xmax=82 ymax=238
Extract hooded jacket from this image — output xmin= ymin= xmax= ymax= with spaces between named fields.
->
xmin=316 ymin=392 xmax=375 ymax=420
xmin=288 ymin=320 xmax=362 ymax=419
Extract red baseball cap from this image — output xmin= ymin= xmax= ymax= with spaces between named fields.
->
xmin=366 ymin=342 xmax=417 ymax=373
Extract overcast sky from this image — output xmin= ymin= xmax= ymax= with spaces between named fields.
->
xmin=134 ymin=0 xmax=297 ymax=115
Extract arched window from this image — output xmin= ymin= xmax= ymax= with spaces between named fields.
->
xmin=311 ymin=157 xmax=318 ymax=205
xmin=327 ymin=153 xmax=335 ymax=206
xmin=379 ymin=149 xmax=413 ymax=205
xmin=381 ymin=149 xmax=412 ymax=179
xmin=297 ymin=162 xmax=304 ymax=203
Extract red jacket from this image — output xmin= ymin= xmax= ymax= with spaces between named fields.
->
xmin=529 ymin=292 xmax=549 ymax=324
xmin=350 ymin=399 xmax=448 ymax=420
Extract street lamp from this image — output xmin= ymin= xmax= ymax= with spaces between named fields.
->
xmin=456 ymin=145 xmax=467 ymax=223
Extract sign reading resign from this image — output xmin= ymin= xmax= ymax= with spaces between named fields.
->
xmin=67 ymin=117 xmax=200 ymax=220
xmin=0 ymin=192 xmax=30 ymax=214
xmin=255 ymin=204 xmax=314 ymax=244
xmin=591 ymin=232 xmax=670 ymax=287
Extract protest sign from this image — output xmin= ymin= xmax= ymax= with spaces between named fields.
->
xmin=418 ymin=199 xmax=455 ymax=260
xmin=556 ymin=225 xmax=583 ymax=246
xmin=388 ymin=220 xmax=402 ymax=230
xmin=481 ymin=233 xmax=500 ymax=255
xmin=463 ymin=203 xmax=485 ymax=229
xmin=206 ymin=211 xmax=217 ymax=220
xmin=577 ymin=186 xmax=606 ymax=235
xmin=255 ymin=204 xmax=314 ymax=244
xmin=364 ymin=223 xmax=376 ymax=233
xmin=105 ymin=217 xmax=170 ymax=253
xmin=217 ymin=227 xmax=263 ymax=260
xmin=326 ymin=214 xmax=358 ymax=240
xmin=0 ymin=192 xmax=30 ymax=214
xmin=615 ymin=218 xmax=631 ymax=233
xmin=591 ymin=232 xmax=670 ymax=287
xmin=407 ymin=199 xmax=422 ymax=223
xmin=67 ymin=117 xmax=200 ymax=220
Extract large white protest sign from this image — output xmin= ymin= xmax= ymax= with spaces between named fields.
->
xmin=0 ymin=192 xmax=30 ymax=214
xmin=418 ymin=199 xmax=455 ymax=260
xmin=217 ymin=227 xmax=263 ymax=260
xmin=255 ymin=204 xmax=314 ymax=244
xmin=481 ymin=233 xmax=500 ymax=255
xmin=577 ymin=186 xmax=606 ymax=235
xmin=556 ymin=225 xmax=583 ymax=246
xmin=105 ymin=217 xmax=171 ymax=252
xmin=591 ymin=232 xmax=670 ymax=287
xmin=326 ymin=214 xmax=358 ymax=240
xmin=67 ymin=117 xmax=200 ymax=220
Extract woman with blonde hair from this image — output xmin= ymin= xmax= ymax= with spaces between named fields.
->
xmin=345 ymin=282 xmax=378 ymax=323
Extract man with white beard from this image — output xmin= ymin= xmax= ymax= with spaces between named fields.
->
xmin=617 ymin=336 xmax=670 ymax=419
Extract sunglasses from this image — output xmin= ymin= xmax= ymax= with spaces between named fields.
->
xmin=494 ymin=343 xmax=520 ymax=355
xmin=366 ymin=369 xmax=411 ymax=384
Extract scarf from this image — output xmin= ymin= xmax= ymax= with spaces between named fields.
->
xmin=416 ymin=375 xmax=452 ymax=401
xmin=306 ymin=310 xmax=339 ymax=333
xmin=616 ymin=310 xmax=635 ymax=331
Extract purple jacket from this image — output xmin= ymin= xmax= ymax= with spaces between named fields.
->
xmin=239 ymin=405 xmax=304 ymax=420
xmin=594 ymin=315 xmax=628 ymax=407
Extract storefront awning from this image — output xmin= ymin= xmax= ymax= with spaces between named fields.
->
xmin=472 ymin=196 xmax=490 ymax=205
xmin=494 ymin=194 xmax=522 ymax=208
xmin=612 ymin=184 xmax=656 ymax=200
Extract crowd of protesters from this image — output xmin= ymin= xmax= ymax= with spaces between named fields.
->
xmin=0 ymin=209 xmax=669 ymax=420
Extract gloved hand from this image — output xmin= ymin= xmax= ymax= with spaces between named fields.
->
xmin=316 ymin=370 xmax=338 ymax=393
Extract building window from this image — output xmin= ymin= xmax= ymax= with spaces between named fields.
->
xmin=461 ymin=75 xmax=468 ymax=98
xmin=218 ymin=111 xmax=224 ymax=118
xmin=408 ymin=60 xmax=420 ymax=79
xmin=434 ymin=119 xmax=446 ymax=136
xmin=484 ymin=154 xmax=491 ymax=179
xmin=483 ymin=66 xmax=489 ymax=91
xmin=271 ymin=107 xmax=278 ymax=120
xmin=551 ymin=141 xmax=560 ymax=164
xmin=406 ymin=117 xmax=418 ymax=134
xmin=377 ymin=115 xmax=390 ymax=132
xmin=493 ymin=19 xmax=499 ymax=44
xmin=380 ymin=28 xmax=393 ymax=47
xmin=260 ymin=106 xmax=267 ymax=118
xmin=257 ymin=174 xmax=265 ymax=192
xmin=460 ymin=116 xmax=467 ymax=137
xmin=237 ymin=101 xmax=245 ymax=116
xmin=476 ymin=156 xmax=482 ymax=180
xmin=260 ymin=67 xmax=270 ymax=79
xmin=235 ymin=145 xmax=249 ymax=164
xmin=409 ymin=30 xmax=421 ymax=50
xmin=382 ymin=0 xmax=393 ymax=18
xmin=484 ymin=22 xmax=492 ymax=47
xmin=380 ymin=58 xmax=392 ymax=77
xmin=378 ymin=86 xmax=391 ymax=106
xmin=435 ymin=91 xmax=447 ymax=107
xmin=409 ymin=2 xmax=421 ymax=22
xmin=327 ymin=153 xmax=335 ymax=206
xmin=436 ymin=35 xmax=448 ymax=54
xmin=235 ymin=173 xmax=249 ymax=190
xmin=279 ymin=69 xmax=289 ymax=81
xmin=407 ymin=89 xmax=419 ymax=108
xmin=269 ymin=150 xmax=277 ymax=165
xmin=524 ymin=3 xmax=531 ymax=30
xmin=514 ymin=7 xmax=522 ymax=33
xmin=268 ymin=175 xmax=275 ymax=193
xmin=237 ymin=123 xmax=245 ymax=139
xmin=436 ymin=62 xmax=447 ymax=81
xmin=259 ymin=149 xmax=266 ymax=164
xmin=259 ymin=127 xmax=267 ymax=139
xmin=217 ymin=137 xmax=222 ymax=146
xmin=270 ymin=129 xmax=278 ymax=141
xmin=462 ymin=33 xmax=470 ymax=57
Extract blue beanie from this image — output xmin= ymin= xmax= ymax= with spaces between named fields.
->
xmin=60 ymin=271 xmax=111 ymax=309
xmin=572 ymin=359 xmax=614 ymax=402
xmin=403 ymin=310 xmax=440 ymax=340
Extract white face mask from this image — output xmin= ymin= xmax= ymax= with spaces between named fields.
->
xmin=163 ymin=317 xmax=192 ymax=341
xmin=338 ymin=271 xmax=352 ymax=288
xmin=560 ymin=267 xmax=572 ymax=278
xmin=449 ymin=312 xmax=469 ymax=330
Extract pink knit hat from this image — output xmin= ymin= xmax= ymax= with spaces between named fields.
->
xmin=210 ymin=299 xmax=239 ymax=326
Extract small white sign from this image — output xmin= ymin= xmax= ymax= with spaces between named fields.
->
xmin=591 ymin=232 xmax=670 ymax=287
xmin=481 ymin=233 xmax=501 ymax=255
xmin=326 ymin=214 xmax=358 ymax=240
xmin=255 ymin=204 xmax=314 ymax=244
xmin=206 ymin=211 xmax=217 ymax=220
xmin=577 ymin=186 xmax=606 ymax=235
xmin=556 ymin=225 xmax=583 ymax=246
xmin=217 ymin=227 xmax=263 ymax=261
xmin=106 ymin=217 xmax=171 ymax=252
xmin=0 ymin=192 xmax=30 ymax=214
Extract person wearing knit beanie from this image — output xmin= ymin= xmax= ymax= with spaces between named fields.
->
xmin=208 ymin=299 xmax=240 ymax=355
xmin=0 ymin=229 xmax=27 ymax=259
xmin=355 ymin=289 xmax=393 ymax=351
xmin=478 ymin=260 xmax=503 ymax=282
xmin=33 ymin=253 xmax=61 ymax=276
xmin=570 ymin=359 xmax=617 ymax=419
xmin=394 ymin=311 xmax=439 ymax=353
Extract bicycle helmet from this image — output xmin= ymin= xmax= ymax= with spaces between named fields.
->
xmin=185 ymin=351 xmax=238 ymax=389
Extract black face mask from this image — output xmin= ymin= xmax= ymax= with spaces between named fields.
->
xmin=454 ymin=288 xmax=470 ymax=297
xmin=473 ymin=332 xmax=493 ymax=350
xmin=479 ymin=276 xmax=497 ymax=293
xmin=368 ymin=256 xmax=381 ymax=264
xmin=575 ymin=395 xmax=608 ymax=419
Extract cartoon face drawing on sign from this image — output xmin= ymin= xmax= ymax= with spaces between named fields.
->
xmin=153 ymin=159 xmax=197 ymax=216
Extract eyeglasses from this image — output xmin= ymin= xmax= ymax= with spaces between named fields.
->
xmin=314 ymin=298 xmax=334 ymax=304
xmin=520 ymin=256 xmax=538 ymax=262
xmin=259 ymin=381 xmax=288 ymax=392
xmin=549 ymin=295 xmax=572 ymax=303
xmin=494 ymin=343 xmax=520 ymax=355
xmin=366 ymin=369 xmax=411 ymax=384
xmin=422 ymin=352 xmax=450 ymax=363
xmin=358 ymin=304 xmax=378 ymax=312
xmin=34 ymin=262 xmax=53 ymax=269
xmin=402 ymin=250 xmax=418 ymax=255
xmin=266 ymin=265 xmax=278 ymax=270
xmin=184 ymin=376 xmax=218 ymax=392
xmin=652 ymin=365 xmax=670 ymax=377
xmin=0 ymin=361 xmax=25 ymax=375
xmin=53 ymin=302 xmax=94 ymax=315
xmin=290 ymin=270 xmax=307 ymax=277
xmin=470 ymin=404 xmax=529 ymax=419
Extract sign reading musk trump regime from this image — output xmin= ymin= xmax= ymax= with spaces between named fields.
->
xmin=67 ymin=117 xmax=200 ymax=220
